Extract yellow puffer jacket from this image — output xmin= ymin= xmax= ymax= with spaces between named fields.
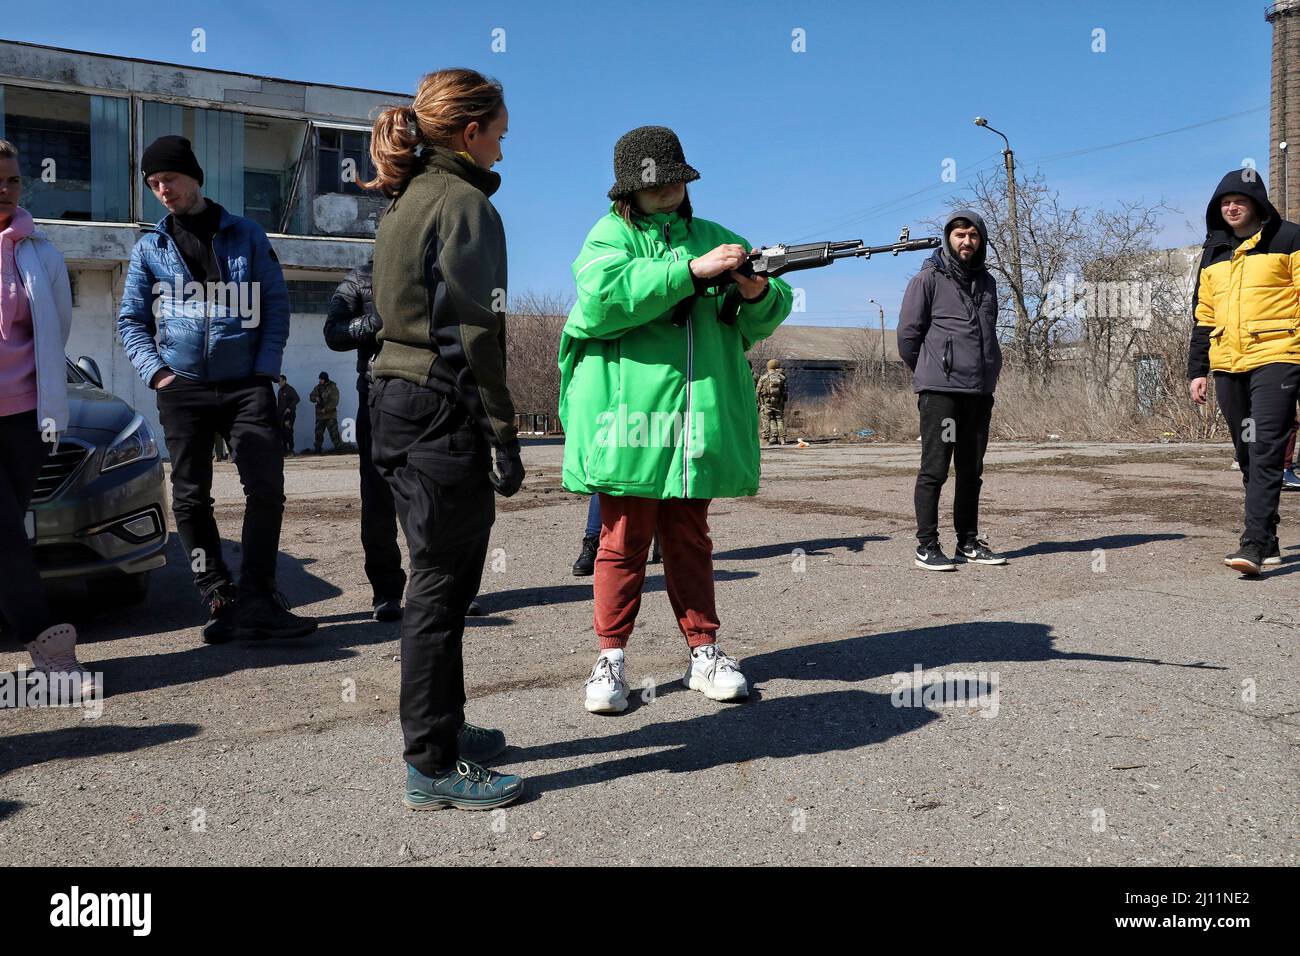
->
xmin=1188 ymin=170 xmax=1300 ymax=377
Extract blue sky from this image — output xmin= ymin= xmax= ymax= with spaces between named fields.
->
xmin=7 ymin=0 xmax=1274 ymax=327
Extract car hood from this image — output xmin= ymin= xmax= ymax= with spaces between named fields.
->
xmin=65 ymin=381 xmax=136 ymax=438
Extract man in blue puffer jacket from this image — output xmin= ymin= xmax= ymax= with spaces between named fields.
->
xmin=117 ymin=135 xmax=316 ymax=644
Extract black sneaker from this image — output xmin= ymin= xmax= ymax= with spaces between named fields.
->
xmin=914 ymin=543 xmax=956 ymax=571
xmin=466 ymin=598 xmax=484 ymax=617
xmin=373 ymin=598 xmax=402 ymax=623
xmin=1224 ymin=543 xmax=1264 ymax=576
xmin=956 ymin=537 xmax=1008 ymax=566
xmin=201 ymin=585 xmax=241 ymax=645
xmin=1264 ymin=537 xmax=1282 ymax=566
xmin=238 ymin=591 xmax=318 ymax=640
xmin=572 ymin=534 xmax=598 ymax=576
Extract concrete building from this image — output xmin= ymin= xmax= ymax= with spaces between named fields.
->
xmin=0 ymin=39 xmax=408 ymax=452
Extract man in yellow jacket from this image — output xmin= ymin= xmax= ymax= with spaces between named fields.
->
xmin=1188 ymin=169 xmax=1300 ymax=575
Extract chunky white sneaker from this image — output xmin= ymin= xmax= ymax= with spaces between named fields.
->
xmin=684 ymin=644 xmax=748 ymax=702
xmin=25 ymin=623 xmax=97 ymax=701
xmin=584 ymin=652 xmax=629 ymax=714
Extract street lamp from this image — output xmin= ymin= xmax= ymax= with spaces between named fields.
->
xmin=1281 ymin=141 xmax=1289 ymax=221
xmin=868 ymin=297 xmax=886 ymax=378
xmin=974 ymin=116 xmax=1029 ymax=359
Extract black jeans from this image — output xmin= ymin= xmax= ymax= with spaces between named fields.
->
xmin=1214 ymin=363 xmax=1300 ymax=547
xmin=281 ymin=411 xmax=296 ymax=453
xmin=155 ymin=375 xmax=286 ymax=599
xmin=368 ymin=377 xmax=494 ymax=776
xmin=0 ymin=411 xmax=53 ymax=644
xmin=914 ymin=390 xmax=994 ymax=548
xmin=356 ymin=382 xmax=406 ymax=604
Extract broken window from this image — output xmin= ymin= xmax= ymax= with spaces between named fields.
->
xmin=0 ymin=84 xmax=130 ymax=222
xmin=139 ymin=102 xmax=307 ymax=231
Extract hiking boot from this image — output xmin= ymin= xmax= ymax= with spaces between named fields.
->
xmin=238 ymin=591 xmax=317 ymax=640
xmin=25 ymin=623 xmax=96 ymax=700
xmin=684 ymin=643 xmax=748 ymax=702
xmin=202 ymin=585 xmax=241 ymax=644
xmin=372 ymin=598 xmax=403 ymax=623
xmin=458 ymin=722 xmax=507 ymax=764
xmin=584 ymin=652 xmax=629 ymax=714
xmin=914 ymin=543 xmax=956 ymax=571
xmin=572 ymin=534 xmax=599 ymax=577
xmin=1224 ymin=542 xmax=1264 ymax=576
xmin=1285 ymin=468 xmax=1300 ymax=489
xmin=956 ymin=537 xmax=1008 ymax=566
xmin=1265 ymin=537 xmax=1283 ymax=566
xmin=403 ymin=760 xmax=524 ymax=811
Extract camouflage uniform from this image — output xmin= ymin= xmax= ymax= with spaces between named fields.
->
xmin=756 ymin=361 xmax=788 ymax=445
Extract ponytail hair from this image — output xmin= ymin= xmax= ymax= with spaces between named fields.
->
xmin=365 ymin=68 xmax=505 ymax=198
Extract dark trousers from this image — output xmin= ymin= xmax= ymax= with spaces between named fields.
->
xmin=914 ymin=390 xmax=994 ymax=548
xmin=156 ymin=375 xmax=286 ymax=599
xmin=0 ymin=411 xmax=53 ymax=644
xmin=1215 ymin=364 xmax=1300 ymax=547
xmin=356 ymin=383 xmax=406 ymax=603
xmin=281 ymin=411 xmax=296 ymax=453
xmin=368 ymin=377 xmax=494 ymax=777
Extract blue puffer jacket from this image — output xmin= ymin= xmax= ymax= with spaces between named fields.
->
xmin=117 ymin=206 xmax=290 ymax=385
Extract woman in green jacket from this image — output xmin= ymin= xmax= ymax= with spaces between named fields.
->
xmin=559 ymin=126 xmax=793 ymax=714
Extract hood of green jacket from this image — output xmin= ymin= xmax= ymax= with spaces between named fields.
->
xmin=558 ymin=206 xmax=793 ymax=499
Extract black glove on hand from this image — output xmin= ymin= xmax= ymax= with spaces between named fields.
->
xmin=490 ymin=442 xmax=525 ymax=497
xmin=348 ymin=313 xmax=382 ymax=346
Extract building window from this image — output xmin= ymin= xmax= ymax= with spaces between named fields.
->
xmin=315 ymin=128 xmax=375 ymax=196
xmin=0 ymin=84 xmax=130 ymax=222
xmin=287 ymin=280 xmax=341 ymax=315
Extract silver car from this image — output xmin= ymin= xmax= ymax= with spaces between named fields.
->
xmin=27 ymin=357 xmax=168 ymax=605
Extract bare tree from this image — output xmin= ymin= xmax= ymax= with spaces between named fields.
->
xmin=506 ymin=290 xmax=573 ymax=427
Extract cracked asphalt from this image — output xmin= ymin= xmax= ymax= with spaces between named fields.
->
xmin=1 ymin=440 xmax=1295 ymax=865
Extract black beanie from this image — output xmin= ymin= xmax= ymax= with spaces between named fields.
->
xmin=141 ymin=135 xmax=204 ymax=185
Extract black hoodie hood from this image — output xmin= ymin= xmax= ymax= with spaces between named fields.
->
xmin=1205 ymin=168 xmax=1279 ymax=243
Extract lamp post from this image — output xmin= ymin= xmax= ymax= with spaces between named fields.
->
xmin=868 ymin=297 xmax=886 ymax=379
xmin=974 ymin=116 xmax=1028 ymax=361
xmin=1282 ymin=141 xmax=1290 ymax=220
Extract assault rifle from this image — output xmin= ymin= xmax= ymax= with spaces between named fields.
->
xmin=671 ymin=227 xmax=941 ymax=326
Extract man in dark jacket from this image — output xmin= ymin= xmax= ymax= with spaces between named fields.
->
xmin=897 ymin=209 xmax=1006 ymax=571
xmin=276 ymin=374 xmax=299 ymax=454
xmin=324 ymin=262 xmax=407 ymax=620
xmin=1187 ymin=169 xmax=1300 ymax=575
xmin=117 ymin=136 xmax=317 ymax=642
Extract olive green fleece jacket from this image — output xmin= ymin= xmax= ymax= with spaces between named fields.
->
xmin=371 ymin=146 xmax=517 ymax=449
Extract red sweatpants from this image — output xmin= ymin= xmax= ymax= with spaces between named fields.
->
xmin=594 ymin=494 xmax=719 ymax=650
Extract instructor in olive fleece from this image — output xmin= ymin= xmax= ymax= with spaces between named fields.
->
xmin=365 ymin=68 xmax=524 ymax=811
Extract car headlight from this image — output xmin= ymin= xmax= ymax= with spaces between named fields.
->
xmin=102 ymin=414 xmax=159 ymax=473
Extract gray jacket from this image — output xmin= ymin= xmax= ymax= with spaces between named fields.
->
xmin=10 ymin=210 xmax=73 ymax=433
xmin=897 ymin=209 xmax=1002 ymax=396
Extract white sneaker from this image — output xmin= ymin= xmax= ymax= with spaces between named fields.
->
xmin=684 ymin=644 xmax=748 ymax=702
xmin=584 ymin=652 xmax=629 ymax=714
xmin=25 ymin=623 xmax=97 ymax=701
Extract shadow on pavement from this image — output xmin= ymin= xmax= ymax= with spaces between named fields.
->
xmin=713 ymin=536 xmax=887 ymax=561
xmin=999 ymin=533 xmax=1185 ymax=560
xmin=0 ymin=722 xmax=202 ymax=780
xmin=509 ymin=619 xmax=1221 ymax=797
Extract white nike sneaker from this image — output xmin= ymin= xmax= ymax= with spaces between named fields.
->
xmin=584 ymin=652 xmax=629 ymax=714
xmin=684 ymin=644 xmax=748 ymax=702
xmin=25 ymin=623 xmax=97 ymax=701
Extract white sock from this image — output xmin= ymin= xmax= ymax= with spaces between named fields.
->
xmin=599 ymin=648 xmax=624 ymax=662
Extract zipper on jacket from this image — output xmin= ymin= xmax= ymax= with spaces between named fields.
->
xmin=161 ymin=229 xmax=204 ymax=380
xmin=663 ymin=219 xmax=692 ymax=497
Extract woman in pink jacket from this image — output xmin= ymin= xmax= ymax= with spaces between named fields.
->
xmin=0 ymin=138 xmax=92 ymax=696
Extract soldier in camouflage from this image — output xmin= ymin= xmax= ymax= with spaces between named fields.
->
xmin=756 ymin=358 xmax=788 ymax=445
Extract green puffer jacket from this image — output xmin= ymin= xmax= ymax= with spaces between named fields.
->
xmin=559 ymin=206 xmax=793 ymax=499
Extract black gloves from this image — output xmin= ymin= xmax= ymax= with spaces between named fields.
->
xmin=489 ymin=442 xmax=525 ymax=497
xmin=348 ymin=313 xmax=382 ymax=347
